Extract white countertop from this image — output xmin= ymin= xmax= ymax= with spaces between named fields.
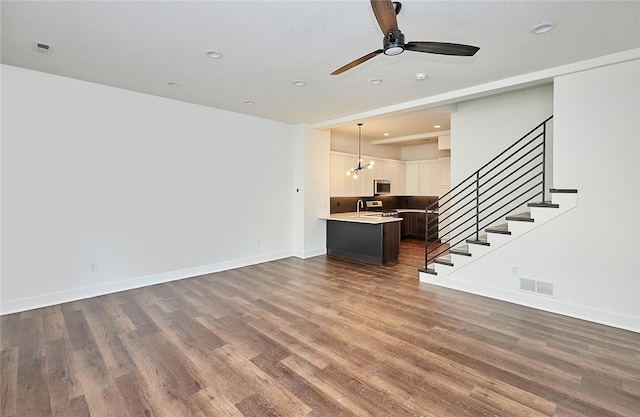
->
xmin=320 ymin=212 xmax=403 ymax=224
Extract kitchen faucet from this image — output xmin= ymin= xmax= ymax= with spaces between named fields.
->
xmin=356 ymin=199 xmax=364 ymax=217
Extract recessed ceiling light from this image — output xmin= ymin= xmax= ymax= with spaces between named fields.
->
xmin=434 ymin=125 xmax=442 ymax=129
xmin=369 ymin=78 xmax=382 ymax=85
xmin=167 ymin=82 xmax=181 ymax=87
xmin=384 ymin=133 xmax=390 ymax=136
xmin=531 ymin=22 xmax=556 ymax=34
xmin=205 ymin=50 xmax=223 ymax=59
xmin=292 ymin=80 xmax=305 ymax=86
xmin=244 ymin=100 xmax=255 ymax=105
xmin=415 ymin=73 xmax=427 ymax=80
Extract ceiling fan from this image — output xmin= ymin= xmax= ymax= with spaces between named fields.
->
xmin=331 ymin=0 xmax=480 ymax=75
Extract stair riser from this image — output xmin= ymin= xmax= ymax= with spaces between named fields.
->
xmin=445 ymin=253 xmax=474 ymax=269
xmin=551 ymin=192 xmax=578 ymax=208
xmin=527 ymin=208 xmax=556 ymax=224
xmin=462 ymin=243 xmax=492 ymax=258
xmin=485 ymin=233 xmax=512 ymax=247
xmin=530 ymin=202 xmax=575 ymax=223
xmin=506 ymin=221 xmax=536 ymax=235
xmin=419 ymin=271 xmax=436 ymax=283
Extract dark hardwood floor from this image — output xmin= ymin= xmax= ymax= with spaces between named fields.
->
xmin=2 ymin=239 xmax=639 ymax=416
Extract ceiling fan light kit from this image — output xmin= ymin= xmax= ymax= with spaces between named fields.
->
xmin=383 ymin=31 xmax=405 ymax=55
xmin=331 ymin=0 xmax=480 ymax=75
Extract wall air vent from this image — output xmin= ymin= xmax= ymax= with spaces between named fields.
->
xmin=33 ymin=42 xmax=53 ymax=55
xmin=519 ymin=277 xmax=555 ymax=297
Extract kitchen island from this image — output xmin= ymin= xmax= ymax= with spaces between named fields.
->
xmin=321 ymin=212 xmax=402 ymax=266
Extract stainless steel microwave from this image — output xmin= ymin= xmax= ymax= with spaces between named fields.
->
xmin=374 ymin=179 xmax=391 ymax=195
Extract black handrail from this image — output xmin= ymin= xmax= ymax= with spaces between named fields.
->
xmin=425 ymin=116 xmax=553 ymax=267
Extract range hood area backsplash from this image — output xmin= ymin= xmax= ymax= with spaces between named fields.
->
xmin=330 ymin=196 xmax=438 ymax=214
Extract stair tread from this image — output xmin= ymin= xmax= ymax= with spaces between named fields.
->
xmin=420 ymin=267 xmax=437 ymax=275
xmin=434 ymin=255 xmax=453 ymax=266
xmin=550 ymin=188 xmax=578 ymax=194
xmin=506 ymin=211 xmax=535 ymax=222
xmin=528 ymin=201 xmax=560 ymax=208
xmin=467 ymin=235 xmax=490 ymax=246
xmin=485 ymin=223 xmax=511 ymax=235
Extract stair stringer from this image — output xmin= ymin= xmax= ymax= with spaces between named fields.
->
xmin=421 ymin=191 xmax=578 ymax=283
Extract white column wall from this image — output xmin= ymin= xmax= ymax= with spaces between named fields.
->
xmin=551 ymin=59 xmax=639 ymax=329
xmin=292 ymin=124 xmax=330 ymax=259
xmin=1 ymin=65 xmax=297 ymax=313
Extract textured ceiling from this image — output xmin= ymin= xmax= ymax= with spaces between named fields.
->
xmin=2 ymin=1 xmax=640 ymax=142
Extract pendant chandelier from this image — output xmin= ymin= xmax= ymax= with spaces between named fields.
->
xmin=346 ymin=123 xmax=374 ymax=179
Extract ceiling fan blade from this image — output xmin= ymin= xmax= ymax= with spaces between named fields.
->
xmin=331 ymin=49 xmax=383 ymax=75
xmin=370 ymin=0 xmax=398 ymax=36
xmin=405 ymin=41 xmax=480 ymax=56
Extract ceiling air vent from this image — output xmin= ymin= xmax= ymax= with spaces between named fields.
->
xmin=33 ymin=42 xmax=53 ymax=55
xmin=519 ymin=277 xmax=555 ymax=297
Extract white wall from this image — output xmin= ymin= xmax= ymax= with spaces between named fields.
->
xmin=447 ymin=85 xmax=554 ymax=241
xmin=431 ymin=62 xmax=640 ymax=331
xmin=451 ymin=84 xmax=554 ymax=183
xmin=1 ymin=65 xmax=297 ymax=313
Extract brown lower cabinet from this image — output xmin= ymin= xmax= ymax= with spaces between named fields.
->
xmin=401 ymin=212 xmax=439 ymax=241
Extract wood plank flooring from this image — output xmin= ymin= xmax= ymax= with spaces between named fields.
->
xmin=2 ymin=239 xmax=639 ymax=416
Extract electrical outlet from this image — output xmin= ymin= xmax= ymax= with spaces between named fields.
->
xmin=257 ymin=240 xmax=261 ymax=247
xmin=511 ymin=266 xmax=518 ymax=276
xmin=90 ymin=262 xmax=98 ymax=272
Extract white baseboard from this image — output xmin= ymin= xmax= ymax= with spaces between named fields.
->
xmin=293 ymin=247 xmax=326 ymax=259
xmin=0 ymin=250 xmax=294 ymax=315
xmin=420 ymin=272 xmax=640 ymax=333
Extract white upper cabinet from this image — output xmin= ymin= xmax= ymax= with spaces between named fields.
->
xmin=353 ymin=161 xmax=374 ymax=197
xmin=330 ymin=153 xmax=352 ymax=197
xmin=418 ymin=161 xmax=439 ymax=196
xmin=330 ymin=152 xmax=374 ymax=197
xmin=438 ymin=157 xmax=451 ymax=198
xmin=372 ymin=160 xmax=389 ymax=180
xmin=404 ymin=159 xmax=450 ymax=196
xmin=332 ymin=152 xmax=452 ymax=198
xmin=390 ymin=161 xmax=405 ymax=195
xmin=405 ymin=162 xmax=419 ymax=195
xmin=439 ymin=157 xmax=451 ymax=187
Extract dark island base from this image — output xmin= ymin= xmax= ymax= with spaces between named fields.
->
xmin=326 ymin=220 xmax=400 ymax=266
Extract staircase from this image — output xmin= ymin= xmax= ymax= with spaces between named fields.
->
xmin=418 ymin=116 xmax=578 ymax=280
xmin=421 ymin=188 xmax=577 ymax=279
